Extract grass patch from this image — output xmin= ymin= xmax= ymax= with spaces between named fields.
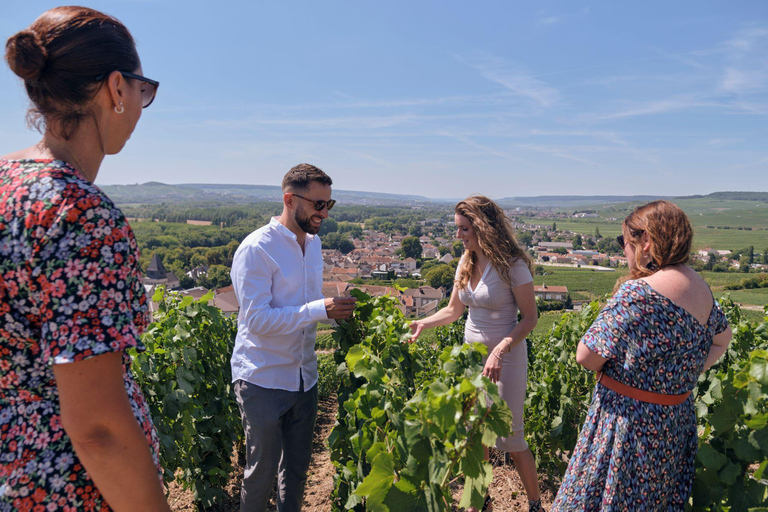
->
xmin=719 ymin=289 xmax=768 ymax=308
xmin=532 ymin=312 xmax=564 ymax=337
xmin=740 ymin=309 xmax=766 ymax=324
xmin=315 ymin=332 xmax=337 ymax=350
xmin=533 ymin=267 xmax=627 ymax=300
xmin=700 ymin=271 xmax=761 ymax=288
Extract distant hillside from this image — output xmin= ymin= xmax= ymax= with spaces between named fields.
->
xmin=675 ymin=191 xmax=768 ymax=202
xmin=101 ymin=182 xmax=430 ymax=205
xmin=100 ymin=182 xmax=767 ymax=208
xmin=496 ymin=195 xmax=671 ymax=208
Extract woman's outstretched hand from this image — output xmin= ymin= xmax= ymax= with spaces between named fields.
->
xmin=407 ymin=320 xmax=424 ymax=343
xmin=483 ymin=349 xmax=503 ymax=383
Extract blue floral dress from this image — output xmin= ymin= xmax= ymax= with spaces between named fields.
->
xmin=0 ymin=160 xmax=161 ymax=511
xmin=552 ymin=279 xmax=729 ymax=511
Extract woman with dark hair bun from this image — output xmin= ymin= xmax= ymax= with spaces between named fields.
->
xmin=410 ymin=195 xmax=542 ymax=512
xmin=0 ymin=6 xmax=168 ymax=511
xmin=553 ymin=200 xmax=733 ymax=511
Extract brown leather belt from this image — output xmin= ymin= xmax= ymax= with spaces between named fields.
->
xmin=597 ymin=372 xmax=691 ymax=406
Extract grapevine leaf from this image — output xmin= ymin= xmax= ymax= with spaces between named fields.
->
xmin=709 ymin=394 xmax=744 ymax=434
xmin=719 ymin=461 xmax=741 ymax=485
xmin=349 ymin=288 xmax=371 ymax=301
xmin=458 ymin=432 xmax=485 ymax=478
xmin=382 ymin=478 xmax=424 ymax=510
xmin=734 ymin=432 xmax=762 ymax=462
xmin=354 ymin=451 xmax=395 ymax=509
xmin=754 ymin=460 xmax=768 ymax=481
xmin=750 ymin=358 xmax=768 ymax=386
xmin=698 ymin=444 xmax=727 ymax=471
xmin=458 ymin=462 xmax=493 ymax=509
xmin=550 ymin=416 xmax=564 ymax=437
xmin=745 ymin=413 xmax=768 ymax=431
xmin=754 ymin=428 xmax=768 ymax=456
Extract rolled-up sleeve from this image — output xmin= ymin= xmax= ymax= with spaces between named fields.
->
xmin=231 ymin=244 xmax=327 ymax=337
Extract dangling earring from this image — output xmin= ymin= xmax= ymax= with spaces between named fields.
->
xmin=643 ymin=252 xmax=658 ymax=270
xmin=114 ymin=103 xmax=124 ymax=114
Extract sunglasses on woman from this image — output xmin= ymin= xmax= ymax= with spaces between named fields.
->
xmin=616 ymin=229 xmax=644 ymax=248
xmin=292 ymin=193 xmax=336 ymax=211
xmin=95 ymin=70 xmax=160 ymax=108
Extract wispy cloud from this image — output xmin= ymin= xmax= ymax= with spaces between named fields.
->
xmin=436 ymin=131 xmax=535 ymax=165
xmin=719 ymin=25 xmax=768 ymax=93
xmin=705 ymin=138 xmax=742 ymax=147
xmin=456 ymin=53 xmax=560 ymax=107
xmin=538 ymin=16 xmax=560 ymax=26
xmin=584 ymin=95 xmax=724 ymax=122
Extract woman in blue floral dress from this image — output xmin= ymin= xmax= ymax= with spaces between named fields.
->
xmin=0 ymin=7 xmax=168 ymax=511
xmin=553 ymin=201 xmax=732 ymax=511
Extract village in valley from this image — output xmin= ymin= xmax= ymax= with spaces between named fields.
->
xmin=134 ymin=197 xmax=768 ymax=323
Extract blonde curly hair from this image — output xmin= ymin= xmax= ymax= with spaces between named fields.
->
xmin=455 ymin=195 xmax=533 ymax=290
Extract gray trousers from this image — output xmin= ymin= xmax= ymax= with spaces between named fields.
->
xmin=234 ymin=378 xmax=318 ymax=512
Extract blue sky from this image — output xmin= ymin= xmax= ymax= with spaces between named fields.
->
xmin=1 ymin=1 xmax=767 ymax=198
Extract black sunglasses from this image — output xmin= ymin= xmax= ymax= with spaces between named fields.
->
xmin=292 ymin=193 xmax=336 ymax=211
xmin=616 ymin=229 xmax=644 ymax=248
xmin=95 ymin=70 xmax=159 ymax=108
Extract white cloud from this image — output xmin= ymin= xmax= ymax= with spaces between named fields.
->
xmin=719 ymin=25 xmax=768 ymax=94
xmin=538 ymin=16 xmax=560 ymax=25
xmin=457 ymin=53 xmax=560 ymax=107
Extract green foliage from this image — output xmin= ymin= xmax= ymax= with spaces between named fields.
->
xmin=525 ymin=296 xmax=768 ymax=509
xmin=324 ymin=232 xmax=356 ymax=254
xmin=318 ymin=352 xmax=341 ymax=400
xmin=401 ymin=236 xmax=423 ymax=259
xmin=723 ymin=274 xmax=768 ymax=291
xmin=339 ymin=222 xmax=364 ymax=239
xmin=329 ymin=291 xmax=510 ymax=511
xmin=690 ymin=299 xmax=768 ymax=510
xmin=129 ymin=288 xmax=242 ymax=508
xmin=423 ymin=264 xmax=453 ymax=289
xmin=453 ymin=241 xmax=464 ymax=258
xmin=525 ymin=303 xmax=602 ymax=473
xmin=316 ymin=331 xmax=339 ymax=350
xmin=532 ymin=267 xmax=626 ymax=301
xmin=320 ymin=217 xmax=340 ymax=236
xmin=535 ymin=298 xmax=567 ymax=312
xmin=196 ymin=264 xmax=232 ymax=289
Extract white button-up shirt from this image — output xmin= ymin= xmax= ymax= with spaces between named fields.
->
xmin=230 ymin=217 xmax=328 ymax=391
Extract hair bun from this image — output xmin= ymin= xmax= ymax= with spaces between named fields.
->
xmin=5 ymin=29 xmax=48 ymax=82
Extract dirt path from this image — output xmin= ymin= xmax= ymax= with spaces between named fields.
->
xmin=169 ymin=395 xmax=559 ymax=511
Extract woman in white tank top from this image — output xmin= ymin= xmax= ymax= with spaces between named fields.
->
xmin=409 ymin=195 xmax=542 ymax=512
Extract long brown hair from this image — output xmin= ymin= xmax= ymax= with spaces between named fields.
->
xmin=455 ymin=195 xmax=533 ymax=290
xmin=616 ymin=200 xmax=693 ymax=290
xmin=5 ymin=6 xmax=139 ymax=139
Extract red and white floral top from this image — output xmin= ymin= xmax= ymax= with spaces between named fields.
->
xmin=0 ymin=159 xmax=161 ymax=511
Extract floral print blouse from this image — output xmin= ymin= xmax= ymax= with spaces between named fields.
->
xmin=0 ymin=159 xmax=161 ymax=511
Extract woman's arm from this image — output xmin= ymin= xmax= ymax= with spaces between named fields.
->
xmin=702 ymin=325 xmax=733 ymax=371
xmin=408 ymin=284 xmax=466 ymax=341
xmin=484 ymin=282 xmax=538 ymax=382
xmin=575 ymin=341 xmax=608 ymax=372
xmin=54 ymin=352 xmax=170 ymax=512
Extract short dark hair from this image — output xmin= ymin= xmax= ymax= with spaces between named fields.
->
xmin=5 ymin=6 xmax=139 ymax=139
xmin=282 ymin=163 xmax=332 ymax=192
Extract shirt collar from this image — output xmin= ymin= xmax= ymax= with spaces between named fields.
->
xmin=269 ymin=216 xmax=316 ymax=245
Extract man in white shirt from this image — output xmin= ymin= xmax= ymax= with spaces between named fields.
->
xmin=230 ymin=164 xmax=356 ymax=511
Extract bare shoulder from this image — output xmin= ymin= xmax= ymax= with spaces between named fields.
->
xmin=643 ymin=265 xmax=713 ymax=321
xmin=2 ymin=145 xmax=43 ymax=160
